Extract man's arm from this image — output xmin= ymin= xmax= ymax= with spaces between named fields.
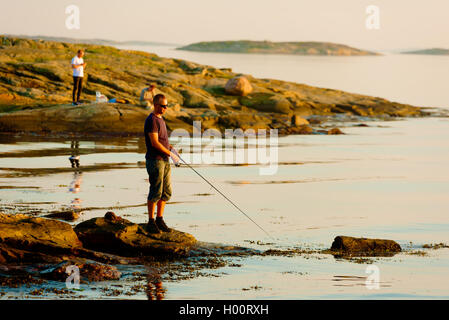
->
xmin=149 ymin=133 xmax=180 ymax=162
xmin=148 ymin=132 xmax=171 ymax=156
xmin=71 ymin=62 xmax=86 ymax=69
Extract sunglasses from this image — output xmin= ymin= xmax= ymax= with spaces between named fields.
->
xmin=159 ymin=104 xmax=168 ymax=108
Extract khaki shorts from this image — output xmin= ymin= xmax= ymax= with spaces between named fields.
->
xmin=146 ymin=158 xmax=172 ymax=202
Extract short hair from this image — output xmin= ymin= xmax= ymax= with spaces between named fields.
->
xmin=77 ymin=49 xmax=84 ymax=54
xmin=153 ymin=94 xmax=166 ymax=106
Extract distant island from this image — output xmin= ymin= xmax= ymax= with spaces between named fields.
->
xmin=177 ymin=40 xmax=380 ymax=56
xmin=2 ymin=34 xmax=177 ymax=47
xmin=402 ymin=48 xmax=449 ymax=55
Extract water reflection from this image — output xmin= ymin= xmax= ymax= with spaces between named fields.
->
xmin=1 ymin=117 xmax=449 ymax=299
xmin=146 ymin=280 xmax=165 ymax=300
xmin=69 ymin=140 xmax=83 ymax=215
xmin=145 ymin=270 xmax=166 ymax=300
xmin=70 ymin=196 xmax=82 ymax=212
xmin=69 ymin=140 xmax=80 ymax=168
xmin=69 ymin=171 xmax=83 ymax=193
xmin=69 ymin=170 xmax=83 ymax=216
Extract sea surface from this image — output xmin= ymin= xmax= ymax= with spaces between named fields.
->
xmin=117 ymin=44 xmax=449 ymax=110
xmin=1 ymin=47 xmax=448 ymax=299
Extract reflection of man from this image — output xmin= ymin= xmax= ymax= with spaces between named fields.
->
xmin=140 ymin=84 xmax=156 ymax=109
xmin=69 ymin=171 xmax=83 ymax=215
xmin=145 ymin=266 xmax=165 ymax=300
xmin=71 ymin=197 xmax=82 ymax=211
xmin=69 ymin=140 xmax=80 ymax=168
xmin=146 ymin=281 xmax=165 ymax=300
xmin=71 ymin=49 xmax=86 ymax=106
xmin=69 ymin=171 xmax=83 ymax=193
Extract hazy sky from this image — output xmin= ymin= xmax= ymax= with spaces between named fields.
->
xmin=1 ymin=0 xmax=448 ymax=50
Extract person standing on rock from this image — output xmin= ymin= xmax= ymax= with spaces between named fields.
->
xmin=71 ymin=49 xmax=86 ymax=106
xmin=144 ymin=94 xmax=179 ymax=233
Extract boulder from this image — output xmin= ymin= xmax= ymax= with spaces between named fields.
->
xmin=0 ymin=244 xmax=64 ymax=264
xmin=327 ymin=128 xmax=344 ymax=135
xmin=280 ymin=125 xmax=314 ymax=135
xmin=217 ymin=113 xmax=271 ymax=130
xmin=45 ymin=210 xmax=80 ymax=221
xmin=240 ymin=93 xmax=292 ymax=114
xmin=40 ymin=260 xmax=121 ymax=282
xmin=291 ymin=114 xmax=309 ymax=126
xmin=0 ymin=213 xmax=82 ymax=255
xmin=177 ymin=60 xmax=208 ymax=75
xmin=329 ymin=236 xmax=401 ymax=256
xmin=225 ymin=76 xmax=253 ymax=96
xmin=181 ymin=89 xmax=216 ymax=109
xmin=0 ymin=104 xmax=150 ymax=134
xmin=104 ymin=211 xmax=124 ymax=223
xmin=74 ymin=212 xmax=197 ymax=258
xmin=316 ymin=128 xmax=344 ymax=135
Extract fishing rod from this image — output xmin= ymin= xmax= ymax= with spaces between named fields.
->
xmin=173 ymin=152 xmax=272 ymax=239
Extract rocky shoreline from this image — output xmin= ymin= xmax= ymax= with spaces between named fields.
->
xmin=0 ymin=36 xmax=437 ymax=136
xmin=2 ymin=208 xmax=445 ymax=299
xmin=0 ymin=210 xmax=407 ymax=297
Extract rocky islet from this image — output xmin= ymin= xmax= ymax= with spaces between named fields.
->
xmin=0 ymin=36 xmax=432 ymax=136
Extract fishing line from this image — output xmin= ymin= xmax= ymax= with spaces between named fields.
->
xmin=177 ymin=155 xmax=272 ymax=239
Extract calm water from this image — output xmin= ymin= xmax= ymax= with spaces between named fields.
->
xmin=1 ymin=48 xmax=449 ymax=299
xmin=1 ymin=117 xmax=449 ymax=299
xmin=117 ymin=44 xmax=449 ymax=110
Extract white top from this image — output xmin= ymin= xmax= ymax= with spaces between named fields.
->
xmin=71 ymin=56 xmax=84 ymax=77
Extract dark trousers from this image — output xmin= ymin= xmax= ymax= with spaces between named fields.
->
xmin=72 ymin=76 xmax=83 ymax=102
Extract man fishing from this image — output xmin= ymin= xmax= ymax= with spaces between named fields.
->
xmin=144 ymin=94 xmax=179 ymax=233
xmin=144 ymin=94 xmax=270 ymax=237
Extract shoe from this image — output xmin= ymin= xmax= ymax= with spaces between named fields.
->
xmin=156 ymin=217 xmax=171 ymax=232
xmin=72 ymin=102 xmax=77 ymax=106
xmin=146 ymin=218 xmax=161 ymax=234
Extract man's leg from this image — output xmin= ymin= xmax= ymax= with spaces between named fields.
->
xmin=76 ymin=77 xmax=83 ymax=102
xmin=156 ymin=199 xmax=166 ymax=218
xmin=146 ymin=159 xmax=164 ymax=232
xmin=147 ymin=200 xmax=157 ymax=220
xmin=72 ymin=77 xmax=77 ymax=103
xmin=161 ymin=161 xmax=172 ymax=203
xmin=159 ymin=161 xmax=172 ymax=218
xmin=155 ymin=161 xmax=172 ymax=232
